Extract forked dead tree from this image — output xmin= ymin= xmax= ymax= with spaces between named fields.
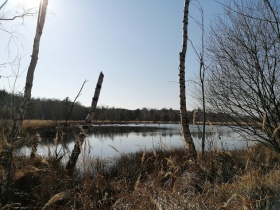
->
xmin=179 ymin=0 xmax=197 ymax=160
xmin=66 ymin=71 xmax=104 ymax=173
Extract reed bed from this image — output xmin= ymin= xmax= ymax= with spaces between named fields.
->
xmin=1 ymin=142 xmax=280 ymax=209
xmin=1 ymin=123 xmax=280 ymax=209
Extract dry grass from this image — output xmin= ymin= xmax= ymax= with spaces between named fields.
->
xmin=1 ymin=146 xmax=279 ymax=209
xmin=1 ymin=122 xmax=280 ymax=209
xmin=22 ymin=120 xmax=58 ymax=130
xmin=21 ymin=120 xmax=84 ymax=131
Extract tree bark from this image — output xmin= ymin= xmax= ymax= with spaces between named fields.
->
xmin=66 ymin=71 xmax=104 ymax=173
xmin=179 ymin=0 xmax=197 ymax=160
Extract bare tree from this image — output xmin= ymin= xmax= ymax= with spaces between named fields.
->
xmin=188 ymin=0 xmax=207 ymax=160
xmin=206 ymin=0 xmax=280 ymax=152
xmin=1 ymin=0 xmax=49 ymax=204
xmin=9 ymin=0 xmax=48 ymax=144
xmin=179 ymin=0 xmax=197 ymax=160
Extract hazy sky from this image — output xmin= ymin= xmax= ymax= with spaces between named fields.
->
xmin=0 ymin=0 xmax=224 ymax=110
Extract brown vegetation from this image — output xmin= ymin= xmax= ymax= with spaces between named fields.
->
xmin=1 ymin=139 xmax=280 ymax=209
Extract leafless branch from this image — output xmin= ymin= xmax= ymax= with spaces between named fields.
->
xmin=214 ymin=0 xmax=277 ymax=24
xmin=0 ymin=12 xmax=34 ymax=21
xmin=63 ymin=79 xmax=88 ymax=131
xmin=0 ymin=0 xmax=8 ymax=11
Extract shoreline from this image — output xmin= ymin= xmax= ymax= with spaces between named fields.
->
xmin=18 ymin=119 xmax=237 ymax=130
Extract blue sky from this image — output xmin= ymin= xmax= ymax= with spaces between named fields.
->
xmin=0 ymin=0 xmax=224 ymax=110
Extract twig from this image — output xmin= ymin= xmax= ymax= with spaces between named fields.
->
xmin=62 ymin=79 xmax=88 ymax=131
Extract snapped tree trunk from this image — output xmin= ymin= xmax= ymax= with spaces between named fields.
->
xmin=179 ymin=0 xmax=197 ymax=160
xmin=66 ymin=71 xmax=104 ymax=173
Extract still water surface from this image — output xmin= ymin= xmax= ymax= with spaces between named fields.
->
xmin=19 ymin=124 xmax=255 ymax=158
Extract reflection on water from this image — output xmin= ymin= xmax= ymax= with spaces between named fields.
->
xmin=18 ymin=124 xmax=256 ymax=158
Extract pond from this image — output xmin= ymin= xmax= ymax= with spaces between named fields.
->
xmin=18 ymin=124 xmax=256 ymax=159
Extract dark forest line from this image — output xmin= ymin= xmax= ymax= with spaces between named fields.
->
xmin=0 ymin=89 xmax=223 ymax=123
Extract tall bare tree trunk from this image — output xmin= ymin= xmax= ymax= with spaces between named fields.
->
xmin=66 ymin=72 xmax=104 ymax=173
xmin=2 ymin=0 xmax=49 ymax=204
xmin=179 ymin=0 xmax=197 ymax=160
xmin=199 ymin=6 xmax=206 ymax=161
xmin=9 ymin=0 xmax=48 ymax=144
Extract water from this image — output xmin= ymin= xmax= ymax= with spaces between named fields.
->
xmin=18 ymin=124 xmax=256 ymax=159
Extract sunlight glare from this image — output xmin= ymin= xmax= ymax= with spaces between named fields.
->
xmin=17 ymin=0 xmax=41 ymax=8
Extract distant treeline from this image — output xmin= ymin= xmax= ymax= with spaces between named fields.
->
xmin=0 ymin=89 xmax=223 ymax=122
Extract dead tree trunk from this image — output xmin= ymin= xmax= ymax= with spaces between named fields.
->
xmin=199 ymin=5 xmax=206 ymax=161
xmin=179 ymin=0 xmax=197 ymax=160
xmin=9 ymin=0 xmax=49 ymax=144
xmin=66 ymin=71 xmax=104 ymax=173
